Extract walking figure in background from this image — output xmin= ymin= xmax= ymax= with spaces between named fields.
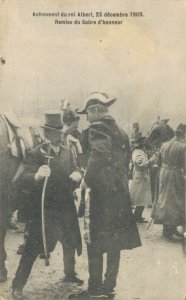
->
xmin=151 ymin=123 xmax=186 ymax=239
xmin=69 ymin=92 xmax=141 ymax=299
xmin=131 ymin=122 xmax=142 ymax=139
xmin=12 ymin=111 xmax=83 ymax=299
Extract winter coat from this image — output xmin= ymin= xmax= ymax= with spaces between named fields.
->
xmin=82 ymin=115 xmax=141 ymax=253
xmin=130 ymin=149 xmax=152 ymax=206
xmin=152 ymin=137 xmax=186 ymax=225
xmin=15 ymin=142 xmax=82 ymax=256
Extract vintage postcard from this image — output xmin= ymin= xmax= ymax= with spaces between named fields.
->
xmin=0 ymin=1 xmax=185 ymax=299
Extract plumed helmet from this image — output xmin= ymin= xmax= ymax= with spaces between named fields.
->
xmin=76 ymin=92 xmax=117 ymax=114
xmin=41 ymin=110 xmax=63 ymax=130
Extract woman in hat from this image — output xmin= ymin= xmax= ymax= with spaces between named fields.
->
xmin=151 ymin=123 xmax=186 ymax=238
xmin=130 ymin=136 xmax=156 ymax=222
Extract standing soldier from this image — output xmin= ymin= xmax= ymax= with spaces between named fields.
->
xmin=70 ymin=93 xmax=141 ymax=299
xmin=152 ymin=123 xmax=186 ymax=238
xmin=12 ymin=111 xmax=83 ymax=299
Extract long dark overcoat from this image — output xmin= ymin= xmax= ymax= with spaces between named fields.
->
xmin=15 ymin=142 xmax=82 ymax=256
xmin=82 ymin=115 xmax=141 ymax=253
xmin=152 ymin=137 xmax=186 ymax=226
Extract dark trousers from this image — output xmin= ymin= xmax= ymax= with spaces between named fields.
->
xmin=0 ymin=225 xmax=6 ymax=263
xmin=12 ymin=222 xmax=76 ymax=290
xmin=133 ymin=206 xmax=145 ymax=220
xmin=87 ymin=244 xmax=120 ymax=294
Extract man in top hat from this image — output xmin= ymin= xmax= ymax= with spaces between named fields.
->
xmin=70 ymin=92 xmax=141 ymax=299
xmin=152 ymin=123 xmax=186 ymax=238
xmin=12 ymin=110 xmax=83 ymax=299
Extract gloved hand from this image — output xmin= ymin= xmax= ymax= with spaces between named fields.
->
xmin=69 ymin=171 xmax=82 ymax=183
xmin=35 ymin=165 xmax=51 ymax=181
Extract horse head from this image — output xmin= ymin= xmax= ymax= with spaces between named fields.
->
xmin=146 ymin=118 xmax=174 ymax=148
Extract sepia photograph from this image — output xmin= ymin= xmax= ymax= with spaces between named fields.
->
xmin=0 ymin=0 xmax=185 ymax=299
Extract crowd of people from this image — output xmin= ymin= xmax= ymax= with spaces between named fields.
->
xmin=129 ymin=121 xmax=186 ymax=240
xmin=5 ymin=92 xmax=185 ymax=299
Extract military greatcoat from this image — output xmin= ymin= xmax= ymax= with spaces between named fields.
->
xmin=83 ymin=115 xmax=141 ymax=253
xmin=152 ymin=137 xmax=186 ymax=226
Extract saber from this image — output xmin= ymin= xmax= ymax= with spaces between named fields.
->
xmin=147 ymin=218 xmax=154 ymax=230
xmin=41 ymin=154 xmax=53 ymax=266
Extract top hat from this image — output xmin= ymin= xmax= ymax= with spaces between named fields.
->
xmin=42 ymin=110 xmax=63 ymax=130
xmin=77 ymin=92 xmax=117 ymax=114
xmin=175 ymin=123 xmax=186 ymax=135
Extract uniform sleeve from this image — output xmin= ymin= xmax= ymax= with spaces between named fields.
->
xmin=79 ymin=129 xmax=90 ymax=170
xmin=69 ymin=147 xmax=83 ymax=190
xmin=69 ymin=147 xmax=77 ymax=173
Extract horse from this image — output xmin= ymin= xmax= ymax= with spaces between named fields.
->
xmin=146 ymin=118 xmax=174 ymax=149
xmin=0 ymin=112 xmax=44 ymax=282
xmin=146 ymin=118 xmax=175 ymax=203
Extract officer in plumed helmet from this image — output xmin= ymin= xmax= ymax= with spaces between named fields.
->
xmin=69 ymin=93 xmax=141 ymax=299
